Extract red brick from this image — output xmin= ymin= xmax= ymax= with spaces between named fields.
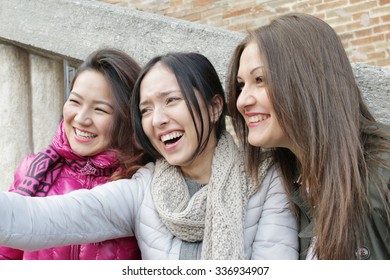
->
xmin=183 ymin=13 xmax=201 ymax=21
xmin=316 ymin=1 xmax=346 ymax=12
xmin=373 ymin=23 xmax=390 ymax=33
xmin=223 ymin=8 xmax=252 ymax=19
xmin=354 ymin=27 xmax=373 ymax=37
xmin=356 ymin=45 xmax=375 ymax=53
xmin=351 ymin=34 xmax=385 ymax=46
xmin=352 ymin=12 xmax=368 ymax=21
xmin=345 ymin=1 xmax=377 ymax=13
xmin=380 ymin=0 xmax=390 ymax=5
xmin=377 ymin=58 xmax=390 ymax=67
xmin=333 ymin=25 xmax=346 ymax=33
xmin=170 ymin=0 xmax=184 ymax=9
xmin=381 ymin=14 xmax=390 ymax=22
xmin=229 ymin=22 xmax=252 ymax=32
xmin=367 ymin=51 xmax=386 ymax=60
xmin=325 ymin=10 xmax=347 ymax=20
xmin=371 ymin=5 xmax=390 ymax=16
xmin=193 ymin=0 xmax=217 ymax=6
xmin=350 ymin=14 xmax=380 ymax=26
xmin=340 ymin=33 xmax=354 ymax=41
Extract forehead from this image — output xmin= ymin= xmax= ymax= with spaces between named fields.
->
xmin=139 ymin=63 xmax=180 ymax=101
xmin=237 ymin=42 xmax=263 ymax=76
xmin=74 ymin=70 xmax=107 ymax=87
xmin=72 ymin=70 xmax=111 ymax=100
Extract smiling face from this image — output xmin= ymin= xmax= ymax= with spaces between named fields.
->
xmin=63 ymin=70 xmax=114 ymax=157
xmin=139 ymin=62 xmax=218 ymax=179
xmin=236 ymin=42 xmax=291 ymax=150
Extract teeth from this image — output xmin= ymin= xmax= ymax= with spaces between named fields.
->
xmin=248 ymin=114 xmax=269 ymax=123
xmin=75 ymin=128 xmax=96 ymax=138
xmin=161 ymin=131 xmax=183 ymax=142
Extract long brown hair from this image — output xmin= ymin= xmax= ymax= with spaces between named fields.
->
xmin=72 ymin=48 xmax=151 ymax=179
xmin=227 ymin=13 xmax=390 ymax=259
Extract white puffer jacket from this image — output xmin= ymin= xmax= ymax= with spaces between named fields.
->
xmin=0 ymin=162 xmax=298 ymax=260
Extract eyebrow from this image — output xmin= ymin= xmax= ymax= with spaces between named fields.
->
xmin=139 ymin=90 xmax=181 ymax=107
xmin=250 ymin=66 xmax=264 ymax=75
xmin=237 ymin=66 xmax=264 ymax=80
xmin=69 ymin=91 xmax=114 ymax=109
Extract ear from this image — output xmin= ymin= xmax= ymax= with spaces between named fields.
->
xmin=210 ymin=95 xmax=224 ymax=123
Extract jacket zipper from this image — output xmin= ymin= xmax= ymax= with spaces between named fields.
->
xmin=71 ymin=244 xmax=80 ymax=260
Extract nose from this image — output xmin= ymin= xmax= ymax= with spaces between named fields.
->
xmin=152 ymin=106 xmax=169 ymax=127
xmin=236 ymin=85 xmax=255 ymax=111
xmin=74 ymin=108 xmax=93 ymax=126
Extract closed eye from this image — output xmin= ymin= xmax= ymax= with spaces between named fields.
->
xmin=95 ymin=107 xmax=109 ymax=114
xmin=69 ymin=98 xmax=80 ymax=104
xmin=166 ymin=97 xmax=181 ymax=105
xmin=140 ymin=107 xmax=152 ymax=116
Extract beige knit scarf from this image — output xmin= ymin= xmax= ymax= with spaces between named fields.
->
xmin=152 ymin=131 xmax=272 ymax=259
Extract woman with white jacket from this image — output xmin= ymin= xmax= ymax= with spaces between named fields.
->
xmin=0 ymin=52 xmax=298 ymax=260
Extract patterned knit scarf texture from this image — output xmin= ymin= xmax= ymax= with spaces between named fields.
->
xmin=152 ymin=131 xmax=272 ymax=259
xmin=14 ymin=120 xmax=118 ymax=197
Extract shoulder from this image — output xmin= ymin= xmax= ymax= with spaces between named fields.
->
xmin=105 ymin=162 xmax=155 ymax=194
xmin=16 ymin=154 xmax=37 ymax=170
xmin=131 ymin=162 xmax=155 ymax=182
xmin=365 ymin=145 xmax=390 ymax=235
xmin=258 ymin=163 xmax=281 ymax=193
xmin=248 ymin=165 xmax=281 ymax=206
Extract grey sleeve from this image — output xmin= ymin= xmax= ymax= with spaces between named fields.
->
xmin=251 ymin=166 xmax=299 ymax=260
xmin=0 ymin=163 xmax=154 ymax=251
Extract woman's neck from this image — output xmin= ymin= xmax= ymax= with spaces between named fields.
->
xmin=180 ymin=135 xmax=217 ymax=185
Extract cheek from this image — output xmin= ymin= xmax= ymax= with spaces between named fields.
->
xmin=62 ymin=104 xmax=73 ymax=121
xmin=141 ymin=118 xmax=153 ymax=140
xmin=262 ymin=93 xmax=274 ymax=111
xmin=101 ymin=118 xmax=114 ymax=135
xmin=97 ymin=115 xmax=114 ymax=140
xmin=62 ymin=107 xmax=73 ymax=133
xmin=236 ymin=97 xmax=246 ymax=117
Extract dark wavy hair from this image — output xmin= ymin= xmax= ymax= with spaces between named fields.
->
xmin=71 ymin=48 xmax=151 ymax=178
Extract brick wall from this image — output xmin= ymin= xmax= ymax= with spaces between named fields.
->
xmin=100 ymin=0 xmax=390 ymax=67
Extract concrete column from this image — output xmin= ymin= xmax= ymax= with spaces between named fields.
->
xmin=30 ymin=54 xmax=64 ymax=153
xmin=0 ymin=44 xmax=32 ymax=191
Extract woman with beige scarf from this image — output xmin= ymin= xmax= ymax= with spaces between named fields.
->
xmin=0 ymin=52 xmax=298 ymax=260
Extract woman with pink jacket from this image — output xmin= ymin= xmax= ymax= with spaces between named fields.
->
xmin=0 ymin=48 xmax=150 ymax=260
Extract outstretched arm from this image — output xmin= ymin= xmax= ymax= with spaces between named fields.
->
xmin=0 ymin=155 xmax=33 ymax=259
xmin=0 ymin=163 xmax=154 ymax=252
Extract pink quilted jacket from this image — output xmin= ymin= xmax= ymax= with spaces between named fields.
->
xmin=0 ymin=121 xmax=141 ymax=260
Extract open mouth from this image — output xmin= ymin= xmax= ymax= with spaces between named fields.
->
xmin=160 ymin=131 xmax=183 ymax=145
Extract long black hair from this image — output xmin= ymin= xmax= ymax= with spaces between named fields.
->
xmin=131 ymin=52 xmax=226 ymax=160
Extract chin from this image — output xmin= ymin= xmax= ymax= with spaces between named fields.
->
xmin=247 ymin=137 xmax=262 ymax=148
